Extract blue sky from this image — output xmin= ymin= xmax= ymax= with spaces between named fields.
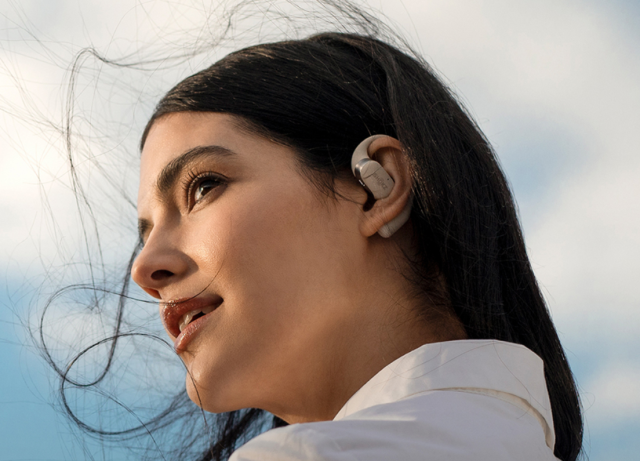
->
xmin=1 ymin=0 xmax=639 ymax=459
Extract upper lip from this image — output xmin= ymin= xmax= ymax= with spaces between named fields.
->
xmin=160 ymin=295 xmax=223 ymax=338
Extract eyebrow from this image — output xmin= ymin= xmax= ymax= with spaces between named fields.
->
xmin=137 ymin=144 xmax=236 ymax=242
xmin=156 ymin=145 xmax=236 ymax=196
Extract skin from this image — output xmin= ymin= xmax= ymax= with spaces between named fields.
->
xmin=132 ymin=111 xmax=456 ymax=424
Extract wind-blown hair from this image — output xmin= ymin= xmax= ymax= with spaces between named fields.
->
xmin=141 ymin=31 xmax=582 ymax=461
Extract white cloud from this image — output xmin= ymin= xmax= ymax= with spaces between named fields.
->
xmin=582 ymin=365 xmax=640 ymax=430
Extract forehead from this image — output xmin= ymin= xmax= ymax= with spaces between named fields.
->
xmin=137 ymin=112 xmax=305 ymax=210
xmin=140 ymin=112 xmax=238 ymax=191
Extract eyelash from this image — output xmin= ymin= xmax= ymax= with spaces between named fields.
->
xmin=182 ymin=170 xmax=226 ymax=209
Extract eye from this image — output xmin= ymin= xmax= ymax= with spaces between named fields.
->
xmin=194 ymin=177 xmax=220 ymax=202
xmin=185 ymin=172 xmax=225 ymax=208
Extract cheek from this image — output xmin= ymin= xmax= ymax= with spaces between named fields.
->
xmin=222 ymin=184 xmax=362 ymax=341
xmin=226 ymin=184 xmax=321 ymax=303
xmin=187 ymin=180 xmax=330 ymax=337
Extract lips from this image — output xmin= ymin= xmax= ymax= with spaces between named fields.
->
xmin=161 ymin=295 xmax=223 ymax=351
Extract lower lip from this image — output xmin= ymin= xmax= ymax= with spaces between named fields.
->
xmin=174 ymin=305 xmax=220 ymax=352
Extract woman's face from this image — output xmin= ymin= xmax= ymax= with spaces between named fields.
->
xmin=132 ymin=112 xmax=376 ymax=420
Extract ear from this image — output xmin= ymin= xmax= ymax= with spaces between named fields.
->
xmin=358 ymin=136 xmax=413 ymax=238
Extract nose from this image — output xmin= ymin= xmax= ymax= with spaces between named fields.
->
xmin=131 ymin=228 xmax=191 ymax=299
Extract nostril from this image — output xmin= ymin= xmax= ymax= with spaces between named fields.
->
xmin=151 ymin=269 xmax=174 ymax=281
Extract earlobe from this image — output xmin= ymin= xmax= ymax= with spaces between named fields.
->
xmin=351 ymin=135 xmax=413 ymax=238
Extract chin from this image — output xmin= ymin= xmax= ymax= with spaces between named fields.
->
xmin=184 ymin=374 xmax=244 ymax=413
xmin=185 ymin=376 xmax=207 ymax=408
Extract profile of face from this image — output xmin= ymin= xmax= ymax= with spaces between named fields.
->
xmin=132 ymin=111 xmax=428 ymax=423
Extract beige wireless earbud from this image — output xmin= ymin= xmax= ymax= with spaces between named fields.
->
xmin=351 ymin=135 xmax=413 ymax=238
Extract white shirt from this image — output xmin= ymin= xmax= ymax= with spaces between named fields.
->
xmin=230 ymin=340 xmax=559 ymax=461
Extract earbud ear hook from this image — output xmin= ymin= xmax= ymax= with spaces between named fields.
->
xmin=351 ymin=135 xmax=413 ymax=238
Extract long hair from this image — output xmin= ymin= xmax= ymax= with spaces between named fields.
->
xmin=140 ymin=32 xmax=583 ymax=461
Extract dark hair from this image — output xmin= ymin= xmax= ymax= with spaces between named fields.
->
xmin=140 ymin=32 xmax=583 ymax=460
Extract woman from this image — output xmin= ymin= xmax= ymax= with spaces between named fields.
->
xmin=128 ymin=30 xmax=582 ymax=460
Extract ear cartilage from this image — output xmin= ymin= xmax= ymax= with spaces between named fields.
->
xmin=351 ymin=135 xmax=413 ymax=238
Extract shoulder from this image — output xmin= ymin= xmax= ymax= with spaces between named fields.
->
xmin=230 ymin=391 xmax=559 ymax=461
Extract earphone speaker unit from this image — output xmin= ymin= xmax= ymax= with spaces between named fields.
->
xmin=351 ymin=135 xmax=413 ymax=238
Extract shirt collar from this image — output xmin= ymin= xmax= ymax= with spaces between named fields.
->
xmin=333 ymin=339 xmax=555 ymax=450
